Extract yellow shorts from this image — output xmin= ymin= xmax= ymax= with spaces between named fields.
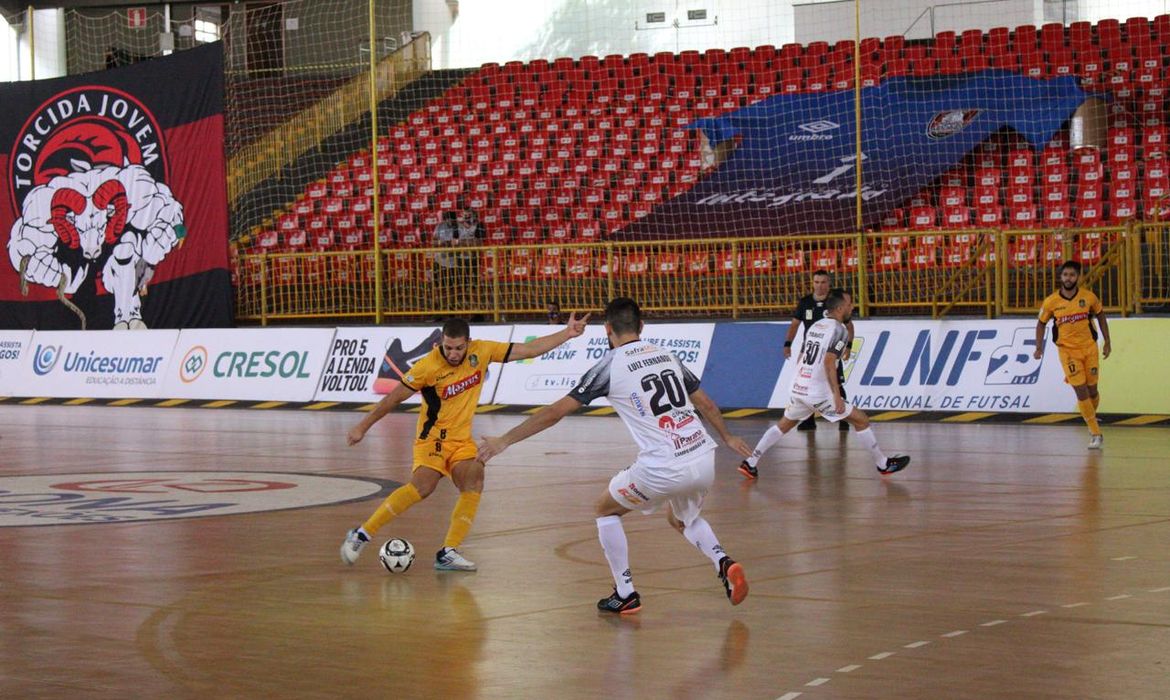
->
xmin=1057 ymin=346 xmax=1099 ymax=387
xmin=412 ymin=438 xmax=478 ymax=477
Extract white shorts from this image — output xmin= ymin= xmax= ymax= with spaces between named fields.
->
xmin=784 ymin=394 xmax=853 ymax=423
xmin=607 ymin=450 xmax=715 ymax=527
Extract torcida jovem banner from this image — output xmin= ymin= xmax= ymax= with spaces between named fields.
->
xmin=0 ymin=42 xmax=231 ymax=330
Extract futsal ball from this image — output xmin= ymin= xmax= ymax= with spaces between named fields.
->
xmin=378 ymin=538 xmax=415 ymax=573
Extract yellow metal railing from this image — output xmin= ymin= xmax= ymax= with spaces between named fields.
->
xmin=225 ymin=33 xmax=431 ymax=208
xmin=234 ymin=224 xmax=1163 ymax=323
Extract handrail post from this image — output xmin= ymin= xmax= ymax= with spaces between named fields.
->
xmin=368 ymin=0 xmax=384 ymax=324
xmin=259 ymin=253 xmax=269 ymax=327
xmin=491 ymin=247 xmax=501 ymax=322
xmin=730 ymin=241 xmax=740 ymax=319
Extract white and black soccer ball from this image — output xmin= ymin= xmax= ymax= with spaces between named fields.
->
xmin=378 ymin=538 xmax=415 ymax=573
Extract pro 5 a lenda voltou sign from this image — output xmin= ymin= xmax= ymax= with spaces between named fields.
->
xmin=165 ymin=328 xmax=334 ymax=401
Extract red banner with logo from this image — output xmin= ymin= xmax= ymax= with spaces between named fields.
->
xmin=0 ymin=43 xmax=231 ymax=330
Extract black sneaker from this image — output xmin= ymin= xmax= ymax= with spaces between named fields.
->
xmin=597 ymin=589 xmax=642 ymax=614
xmin=796 ymin=417 xmax=817 ymax=431
xmin=373 ymin=329 xmax=443 ymax=393
xmin=717 ymin=557 xmax=749 ymax=606
xmin=878 ymin=455 xmax=910 ymax=475
xmin=737 ymin=460 xmax=758 ymax=480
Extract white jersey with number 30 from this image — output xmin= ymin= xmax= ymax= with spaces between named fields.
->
xmin=569 ymin=340 xmax=715 ymax=468
xmin=791 ymin=317 xmax=849 ymax=400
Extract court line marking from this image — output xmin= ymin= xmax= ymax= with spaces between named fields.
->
xmin=1111 ymin=556 xmax=1137 ymax=561
xmin=783 ymin=584 xmax=1170 ymax=698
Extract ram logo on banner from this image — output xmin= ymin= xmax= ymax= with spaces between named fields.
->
xmin=0 ymin=43 xmax=231 ymax=330
xmin=315 ymin=325 xmax=513 ymax=404
xmin=616 ymin=71 xmax=1089 ymax=238
xmin=767 ymin=320 xmax=1078 ymax=413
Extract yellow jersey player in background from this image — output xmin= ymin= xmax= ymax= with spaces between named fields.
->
xmin=1035 ymin=260 xmax=1112 ymax=449
xmin=341 ymin=314 xmax=589 ymax=570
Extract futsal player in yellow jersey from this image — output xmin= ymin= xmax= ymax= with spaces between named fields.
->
xmin=1034 ymin=260 xmax=1112 ymax=449
xmin=342 ymin=314 xmax=589 ymax=570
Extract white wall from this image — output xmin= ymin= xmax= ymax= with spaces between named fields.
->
xmin=795 ymin=0 xmax=1042 ymax=44
xmin=0 ymin=13 xmax=19 ymax=82
xmin=9 ymin=8 xmax=67 ymax=81
xmin=416 ymin=0 xmax=798 ymax=69
xmin=415 ymin=0 xmax=1163 ymax=69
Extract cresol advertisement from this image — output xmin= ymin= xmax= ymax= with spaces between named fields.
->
xmin=314 ymin=325 xmax=514 ymax=404
xmin=7 ymin=330 xmax=177 ymax=398
xmin=0 ymin=330 xmax=34 ymax=392
xmin=768 ymin=319 xmax=1079 ymax=413
xmin=494 ymin=323 xmax=715 ymax=406
xmin=165 ymin=328 xmax=335 ymax=401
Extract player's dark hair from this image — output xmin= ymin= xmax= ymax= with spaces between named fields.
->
xmin=1060 ymin=260 xmax=1082 ymax=274
xmin=605 ymin=297 xmax=642 ymax=335
xmin=824 ymin=289 xmax=849 ymax=312
xmin=813 ymin=269 xmax=832 ymax=280
xmin=441 ymin=318 xmax=471 ymax=339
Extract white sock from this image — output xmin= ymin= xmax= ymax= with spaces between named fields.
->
xmin=854 ymin=427 xmax=887 ymax=467
xmin=596 ymin=515 xmax=634 ymax=597
xmin=746 ymin=424 xmax=784 ymax=468
xmin=682 ymin=517 xmax=726 ymax=570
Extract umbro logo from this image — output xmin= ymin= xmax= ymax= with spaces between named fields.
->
xmin=799 ymin=119 xmax=840 ymax=133
xmin=790 ymin=120 xmax=840 ymax=142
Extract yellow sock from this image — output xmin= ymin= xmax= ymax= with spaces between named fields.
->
xmin=1077 ymin=398 xmax=1100 ymax=435
xmin=1091 ymin=393 xmax=1100 ymax=411
xmin=362 ymin=483 xmax=421 ymax=536
xmin=443 ymin=491 xmax=482 ymax=549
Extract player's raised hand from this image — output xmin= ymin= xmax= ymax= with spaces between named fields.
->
xmin=565 ymin=311 xmax=591 ymax=337
xmin=477 ymin=436 xmax=509 ymax=462
xmin=347 ymin=424 xmax=367 ymax=446
xmin=725 ymin=435 xmax=753 ymax=458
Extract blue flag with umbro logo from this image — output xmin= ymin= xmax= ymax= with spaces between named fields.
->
xmin=617 ymin=70 xmax=1089 ymax=238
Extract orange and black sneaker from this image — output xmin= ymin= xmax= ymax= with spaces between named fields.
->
xmin=718 ymin=556 xmax=749 ymax=606
xmin=737 ymin=460 xmax=758 ymax=480
xmin=597 ymin=589 xmax=642 ymax=614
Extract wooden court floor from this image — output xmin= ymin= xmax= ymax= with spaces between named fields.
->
xmin=1 ymin=405 xmax=1168 ymax=699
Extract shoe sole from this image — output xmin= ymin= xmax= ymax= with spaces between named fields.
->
xmin=434 ymin=564 xmax=478 ymax=571
xmin=737 ymin=465 xmax=757 ymax=480
xmin=725 ymin=563 xmax=748 ymax=605
xmin=598 ymin=602 xmax=641 ymax=614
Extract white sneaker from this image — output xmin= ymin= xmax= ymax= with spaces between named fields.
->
xmin=1088 ymin=434 xmax=1103 ymax=450
xmin=434 ymin=547 xmax=477 ymax=571
xmin=340 ymin=528 xmax=369 ymax=565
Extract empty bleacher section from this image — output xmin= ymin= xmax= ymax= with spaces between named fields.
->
xmin=228 ymin=15 xmax=1170 ymax=321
